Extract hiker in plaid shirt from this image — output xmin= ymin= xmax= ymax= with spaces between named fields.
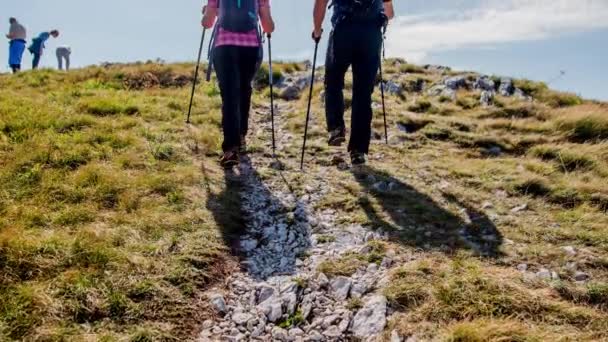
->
xmin=203 ymin=0 xmax=275 ymax=168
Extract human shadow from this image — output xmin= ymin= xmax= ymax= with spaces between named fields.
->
xmin=352 ymin=166 xmax=503 ymax=257
xmin=204 ymin=156 xmax=311 ymax=280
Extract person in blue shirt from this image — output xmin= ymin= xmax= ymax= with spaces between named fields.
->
xmin=28 ymin=30 xmax=59 ymax=69
xmin=6 ymin=18 xmax=27 ymax=73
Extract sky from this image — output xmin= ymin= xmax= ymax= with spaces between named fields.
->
xmin=2 ymin=0 xmax=608 ymax=100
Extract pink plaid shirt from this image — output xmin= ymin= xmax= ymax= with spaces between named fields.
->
xmin=207 ymin=0 xmax=269 ymax=47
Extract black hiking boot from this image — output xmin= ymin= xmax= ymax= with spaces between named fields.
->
xmin=350 ymin=151 xmax=366 ymax=166
xmin=220 ymin=150 xmax=239 ymax=169
xmin=328 ymin=127 xmax=346 ymax=146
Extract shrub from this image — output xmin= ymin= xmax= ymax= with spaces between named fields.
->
xmin=556 ymin=114 xmax=608 ymax=143
xmin=400 ymin=63 xmax=426 ymax=74
xmin=408 ymin=99 xmax=434 ymax=113
xmin=456 ymin=96 xmax=478 ymax=110
xmin=82 ymin=99 xmax=139 ymax=116
xmin=254 ymin=65 xmax=283 ymax=89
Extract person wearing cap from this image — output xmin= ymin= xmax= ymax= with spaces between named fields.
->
xmin=28 ymin=29 xmax=60 ymax=69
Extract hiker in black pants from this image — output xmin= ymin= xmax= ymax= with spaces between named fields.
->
xmin=202 ymin=0 xmax=275 ymax=168
xmin=313 ymin=0 xmax=394 ymax=165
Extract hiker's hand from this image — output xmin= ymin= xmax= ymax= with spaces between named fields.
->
xmin=312 ymin=28 xmax=323 ymax=42
xmin=202 ymin=5 xmax=216 ymax=28
xmin=260 ymin=8 xmax=274 ymax=34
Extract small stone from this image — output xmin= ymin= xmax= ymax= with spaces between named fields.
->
xmin=251 ymin=327 xmax=263 ymax=338
xmin=202 ymin=319 xmax=214 ymax=330
xmin=562 ymin=246 xmax=577 ymax=256
xmin=323 ymin=325 xmax=342 ymax=338
xmin=323 ymin=314 xmax=340 ymax=328
xmin=574 ymin=271 xmax=590 ymax=282
xmin=209 ymin=294 xmax=227 ymax=314
xmin=247 ymin=318 xmax=258 ymax=331
xmin=350 ymin=295 xmax=387 ymax=339
xmin=307 ymin=330 xmax=325 ymax=341
xmin=481 ymin=201 xmax=494 ymax=209
xmin=381 ymin=257 xmax=393 ymax=268
xmin=367 ymin=263 xmax=379 ymax=273
xmin=289 ymin=328 xmax=305 ymax=337
xmin=536 ymin=268 xmax=552 ymax=280
xmin=232 ymin=312 xmax=252 ymax=326
xmin=283 ymin=293 xmax=298 ymax=315
xmin=301 ymin=294 xmax=314 ymax=319
xmin=338 ymin=315 xmax=351 ymax=333
xmin=272 ymin=327 xmax=289 ymax=341
xmin=391 ymin=330 xmax=404 ymax=342
xmin=330 ymin=276 xmax=352 ymax=300
xmin=267 ymin=301 xmax=284 ymax=322
xmin=485 ymin=146 xmax=502 ymax=157
xmin=317 ymin=273 xmax=330 ymax=288
xmin=257 ymin=285 xmax=276 ymax=304
xmin=517 ymin=263 xmax=528 ymax=272
xmin=511 ymin=203 xmax=528 ymax=213
xmin=480 ymin=90 xmax=495 ymax=107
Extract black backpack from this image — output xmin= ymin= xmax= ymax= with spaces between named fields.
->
xmin=331 ymin=0 xmax=383 ymax=24
xmin=218 ymin=0 xmax=259 ymax=33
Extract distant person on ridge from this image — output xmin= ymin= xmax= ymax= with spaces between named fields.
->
xmin=6 ymin=17 xmax=27 ymax=73
xmin=56 ymin=46 xmax=71 ymax=71
xmin=28 ymin=30 xmax=59 ymax=69
xmin=313 ymin=0 xmax=394 ymax=165
xmin=202 ymin=0 xmax=275 ymax=168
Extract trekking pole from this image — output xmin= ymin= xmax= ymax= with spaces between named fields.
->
xmin=380 ymin=24 xmax=388 ymax=144
xmin=186 ymin=27 xmax=207 ymax=124
xmin=267 ymin=33 xmax=276 ymax=156
xmin=300 ymin=35 xmax=321 ymax=170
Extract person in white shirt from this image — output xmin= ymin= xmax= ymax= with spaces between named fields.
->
xmin=56 ymin=46 xmax=71 ymax=71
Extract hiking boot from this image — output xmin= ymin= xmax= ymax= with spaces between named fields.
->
xmin=239 ymin=135 xmax=247 ymax=154
xmin=220 ymin=151 xmax=239 ymax=168
xmin=328 ymin=127 xmax=346 ymax=146
xmin=350 ymin=151 xmax=366 ymax=166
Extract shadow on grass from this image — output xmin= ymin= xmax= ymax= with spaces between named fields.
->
xmin=204 ymin=156 xmax=311 ymax=279
xmin=352 ymin=165 xmax=503 ymax=257
xmin=203 ymin=163 xmax=246 ymax=255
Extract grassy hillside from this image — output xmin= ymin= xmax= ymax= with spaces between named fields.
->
xmin=1 ymin=60 xmax=608 ymax=341
xmin=0 ymin=64 xmax=236 ymax=340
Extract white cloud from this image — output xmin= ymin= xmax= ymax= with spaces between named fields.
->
xmin=386 ymin=0 xmax=608 ymax=62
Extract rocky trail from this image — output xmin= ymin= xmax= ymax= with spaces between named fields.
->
xmin=198 ymin=99 xmax=403 ymax=341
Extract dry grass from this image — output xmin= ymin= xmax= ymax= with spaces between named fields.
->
xmin=0 ymin=65 xmax=235 ymax=340
xmin=1 ymin=59 xmax=607 ymax=341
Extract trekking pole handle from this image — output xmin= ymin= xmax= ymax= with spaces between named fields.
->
xmin=311 ymin=29 xmax=323 ymax=43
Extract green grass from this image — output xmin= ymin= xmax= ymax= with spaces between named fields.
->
xmin=0 ymin=65 xmax=231 ymax=340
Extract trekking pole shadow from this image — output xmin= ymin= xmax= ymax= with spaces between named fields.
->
xmin=300 ymin=35 xmax=321 ymax=170
xmin=186 ymin=27 xmax=207 ymax=124
xmin=352 ymin=166 xmax=503 ymax=257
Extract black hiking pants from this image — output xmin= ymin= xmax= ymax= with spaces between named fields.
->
xmin=213 ymin=45 xmax=260 ymax=152
xmin=325 ymin=21 xmax=383 ymax=154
